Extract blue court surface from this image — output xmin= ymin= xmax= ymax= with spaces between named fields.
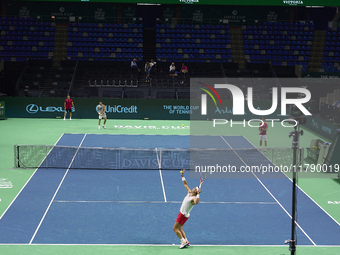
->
xmin=1 ymin=134 xmax=340 ymax=245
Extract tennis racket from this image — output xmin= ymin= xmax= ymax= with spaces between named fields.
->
xmin=199 ymin=171 xmax=207 ymax=188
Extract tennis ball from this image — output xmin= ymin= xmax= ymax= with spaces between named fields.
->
xmin=182 ymin=124 xmax=184 ymax=127
xmin=180 ymin=171 xmax=183 ymax=174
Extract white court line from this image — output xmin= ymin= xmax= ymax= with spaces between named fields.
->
xmin=242 ymin=135 xmax=340 ymax=228
xmin=2 ymin=243 xmax=338 ymax=246
xmin=219 ymin=135 xmax=316 ymax=246
xmin=156 ymin=148 xmax=167 ymax=202
xmin=3 ymin=243 xmax=338 ymax=246
xmin=0 ymin=133 xmax=65 ymax=221
xmin=29 ymin=134 xmax=87 ymax=244
xmin=52 ymin=200 xmax=277 ymax=204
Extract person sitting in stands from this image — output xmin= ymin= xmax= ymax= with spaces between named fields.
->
xmin=180 ymin=63 xmax=188 ymax=73
xmin=131 ymin=58 xmax=138 ymax=69
xmin=169 ymin=62 xmax=177 ymax=76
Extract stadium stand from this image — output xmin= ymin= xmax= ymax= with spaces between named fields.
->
xmin=0 ymin=16 xmax=55 ymax=62
xmin=242 ymin=21 xmax=313 ymax=71
xmin=321 ymin=27 xmax=340 ymax=72
xmin=155 ymin=24 xmax=232 ymax=63
xmin=66 ymin=23 xmax=143 ymax=62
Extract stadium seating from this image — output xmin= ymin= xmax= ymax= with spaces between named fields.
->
xmin=321 ymin=27 xmax=340 ymax=72
xmin=0 ymin=16 xmax=55 ymax=62
xmin=66 ymin=23 xmax=143 ymax=61
xmin=155 ymin=24 xmax=232 ymax=63
xmin=242 ymin=21 xmax=313 ymax=70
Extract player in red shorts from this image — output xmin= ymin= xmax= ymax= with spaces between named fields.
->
xmin=173 ymin=169 xmax=201 ymax=249
xmin=64 ymin=95 xmax=75 ymax=121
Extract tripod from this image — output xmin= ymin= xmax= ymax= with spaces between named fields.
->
xmin=285 ymin=125 xmax=303 ymax=255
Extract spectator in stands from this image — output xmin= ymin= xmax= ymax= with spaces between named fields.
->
xmin=145 ymin=62 xmax=152 ymax=82
xmin=145 ymin=59 xmax=157 ymax=72
xmin=180 ymin=63 xmax=188 ymax=74
xmin=131 ymin=58 xmax=138 ymax=70
xmin=169 ymin=62 xmax=177 ymax=76
xmin=24 ymin=86 xmax=31 ymax=97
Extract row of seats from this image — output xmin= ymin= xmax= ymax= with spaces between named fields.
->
xmin=1 ymin=31 xmax=55 ymax=36
xmin=1 ymin=41 xmax=54 ymax=46
xmin=0 ymin=21 xmax=53 ymax=26
xmin=244 ymin=45 xmax=311 ymax=51
xmin=67 ymin=47 xmax=143 ymax=53
xmin=67 ymin=37 xmax=142 ymax=43
xmin=69 ymin=41 xmax=142 ymax=46
xmin=261 ymin=21 xmax=314 ymax=26
xmin=69 ymin=23 xmax=143 ymax=28
xmin=0 ymin=27 xmax=55 ymax=32
xmin=0 ymin=51 xmax=51 ymax=56
xmin=157 ymin=53 xmax=231 ymax=59
xmin=156 ymin=24 xmax=229 ymax=29
xmin=243 ymin=30 xmax=313 ymax=35
xmin=1 ymin=16 xmax=35 ymax=21
xmin=1 ymin=46 xmax=53 ymax=51
xmin=157 ymin=29 xmax=229 ymax=35
xmin=67 ymin=52 xmax=143 ymax=58
xmin=244 ymin=34 xmax=313 ymax=40
xmin=244 ymin=40 xmax=311 ymax=46
xmin=157 ymin=48 xmax=230 ymax=54
xmin=246 ymin=55 xmax=309 ymax=61
xmin=245 ymin=49 xmax=310 ymax=55
xmin=68 ymin=32 xmax=142 ymax=37
xmin=156 ymin=43 xmax=230 ymax=49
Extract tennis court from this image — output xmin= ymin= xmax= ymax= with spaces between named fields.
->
xmin=0 ymin=133 xmax=340 ymax=246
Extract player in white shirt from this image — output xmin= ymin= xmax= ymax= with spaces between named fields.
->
xmin=97 ymin=100 xmax=107 ymax=129
xmin=173 ymin=169 xmax=201 ymax=249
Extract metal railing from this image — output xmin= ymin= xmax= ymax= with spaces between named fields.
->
xmin=68 ymin=60 xmax=78 ymax=96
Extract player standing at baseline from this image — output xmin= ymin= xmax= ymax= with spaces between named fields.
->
xmin=173 ymin=169 xmax=201 ymax=249
xmin=64 ymin=95 xmax=75 ymax=121
xmin=259 ymin=117 xmax=268 ymax=151
xmin=97 ymin=100 xmax=107 ymax=129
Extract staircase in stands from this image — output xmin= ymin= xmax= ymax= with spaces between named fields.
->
xmin=52 ymin=24 xmax=68 ymax=67
xmin=229 ymin=27 xmax=245 ymax=69
xmin=308 ymin=30 xmax=326 ymax=72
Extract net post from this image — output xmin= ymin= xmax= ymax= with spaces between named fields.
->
xmin=14 ymin=145 xmax=17 ymax=168
xmin=45 ymin=145 xmax=47 ymax=168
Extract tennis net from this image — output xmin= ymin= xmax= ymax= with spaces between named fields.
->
xmin=14 ymin=144 xmax=304 ymax=171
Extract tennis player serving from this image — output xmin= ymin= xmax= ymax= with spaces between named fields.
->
xmin=173 ymin=169 xmax=201 ymax=249
xmin=97 ymin=100 xmax=107 ymax=129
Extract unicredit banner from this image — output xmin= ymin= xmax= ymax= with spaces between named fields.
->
xmin=4 ymin=98 xmax=191 ymax=120
xmin=3 ymin=97 xmax=289 ymax=121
